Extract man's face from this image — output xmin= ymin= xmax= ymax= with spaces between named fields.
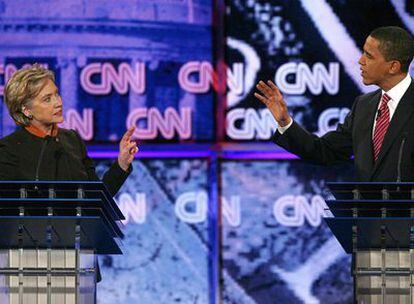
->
xmin=358 ymin=36 xmax=393 ymax=88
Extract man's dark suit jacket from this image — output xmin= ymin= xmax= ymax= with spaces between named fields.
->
xmin=0 ymin=127 xmax=130 ymax=196
xmin=273 ymin=81 xmax=414 ymax=182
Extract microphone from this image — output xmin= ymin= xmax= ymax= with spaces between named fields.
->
xmin=54 ymin=140 xmax=64 ymax=179
xmin=34 ymin=136 xmax=53 ymax=182
xmin=54 ymin=141 xmax=64 ymax=159
xmin=396 ymin=132 xmax=408 ymax=184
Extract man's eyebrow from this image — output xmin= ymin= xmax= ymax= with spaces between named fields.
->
xmin=364 ymin=49 xmax=373 ymax=57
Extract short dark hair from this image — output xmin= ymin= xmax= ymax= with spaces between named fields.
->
xmin=370 ymin=26 xmax=414 ymax=73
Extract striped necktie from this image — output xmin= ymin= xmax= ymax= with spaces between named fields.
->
xmin=373 ymin=93 xmax=391 ymax=161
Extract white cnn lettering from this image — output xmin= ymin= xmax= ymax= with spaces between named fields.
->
xmin=300 ymin=196 xmax=326 ymax=227
xmin=317 ymin=107 xmax=350 ymax=136
xmin=273 ymin=195 xmax=327 ymax=227
xmin=273 ymin=195 xmax=302 ymax=227
xmin=227 ymin=63 xmax=244 ymax=95
xmin=60 ymin=109 xmax=94 ymax=141
xmin=178 ymin=61 xmax=244 ymax=95
xmin=117 ymin=192 xmax=147 ymax=225
xmin=126 ymin=107 xmax=192 ymax=140
xmin=275 ymin=62 xmax=339 ymax=95
xmin=175 ymin=191 xmax=207 ymax=224
xmin=178 ymin=61 xmax=210 ymax=93
xmin=227 ymin=108 xmax=277 ymax=140
xmin=80 ymin=62 xmax=145 ymax=95
xmin=222 ymin=196 xmax=241 ymax=227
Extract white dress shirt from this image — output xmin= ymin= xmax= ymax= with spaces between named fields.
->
xmin=372 ymin=73 xmax=412 ymax=135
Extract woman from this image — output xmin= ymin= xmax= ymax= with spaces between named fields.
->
xmin=0 ymin=64 xmax=138 ymax=196
xmin=1 ymin=64 xmax=139 ymax=284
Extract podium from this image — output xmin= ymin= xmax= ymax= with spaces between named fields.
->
xmin=0 ymin=181 xmax=124 ymax=304
xmin=325 ymin=182 xmax=414 ymax=304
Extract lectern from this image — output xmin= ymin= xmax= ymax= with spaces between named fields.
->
xmin=0 ymin=181 xmax=124 ymax=304
xmin=325 ymin=182 xmax=414 ymax=304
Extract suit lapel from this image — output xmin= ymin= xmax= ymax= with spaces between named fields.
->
xmin=359 ymin=90 xmax=381 ymax=174
xmin=371 ymin=82 xmax=414 ymax=177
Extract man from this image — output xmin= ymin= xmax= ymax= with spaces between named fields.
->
xmin=255 ymin=26 xmax=414 ymax=182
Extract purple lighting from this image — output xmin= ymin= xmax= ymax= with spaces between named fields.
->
xmin=220 ymin=151 xmax=299 ymax=160
xmin=89 ymin=150 xmax=213 ymax=159
xmin=88 ymin=144 xmax=298 ymax=160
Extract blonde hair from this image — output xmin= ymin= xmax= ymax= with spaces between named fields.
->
xmin=4 ymin=64 xmax=55 ymax=126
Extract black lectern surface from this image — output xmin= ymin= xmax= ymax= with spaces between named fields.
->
xmin=324 ymin=182 xmax=414 ymax=303
xmin=0 ymin=216 xmax=121 ymax=254
xmin=0 ymin=181 xmax=126 ymax=304
xmin=325 ymin=217 xmax=414 ymax=252
xmin=0 ymin=181 xmax=124 ymax=254
xmin=325 ymin=182 xmax=414 ymax=253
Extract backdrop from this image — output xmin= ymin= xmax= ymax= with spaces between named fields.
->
xmin=0 ymin=0 xmax=413 ymax=303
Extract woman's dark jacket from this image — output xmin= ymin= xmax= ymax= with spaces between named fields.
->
xmin=0 ymin=127 xmax=130 ymax=195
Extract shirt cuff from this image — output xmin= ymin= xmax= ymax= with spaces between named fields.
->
xmin=277 ymin=119 xmax=293 ymax=135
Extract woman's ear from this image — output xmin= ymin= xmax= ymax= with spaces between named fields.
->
xmin=22 ymin=106 xmax=33 ymax=119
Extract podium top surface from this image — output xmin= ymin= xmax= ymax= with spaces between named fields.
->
xmin=0 ymin=180 xmax=110 ymax=191
xmin=0 ymin=181 xmax=124 ymax=220
xmin=327 ymin=182 xmax=414 ymax=190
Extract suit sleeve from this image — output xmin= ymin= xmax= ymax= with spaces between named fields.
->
xmin=71 ymin=130 xmax=131 ymax=196
xmin=272 ymin=98 xmax=358 ymax=166
xmin=0 ymin=142 xmax=19 ymax=180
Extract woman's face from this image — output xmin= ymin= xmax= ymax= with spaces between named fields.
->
xmin=25 ymin=78 xmax=64 ymax=128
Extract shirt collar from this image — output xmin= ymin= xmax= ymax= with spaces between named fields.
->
xmin=25 ymin=124 xmax=59 ymax=138
xmin=382 ymin=73 xmax=412 ymax=103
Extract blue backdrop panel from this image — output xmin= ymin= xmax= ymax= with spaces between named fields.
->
xmin=95 ymin=158 xmax=211 ymax=304
xmin=1 ymin=1 xmax=413 ymax=303
xmin=220 ymin=160 xmax=355 ymax=304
